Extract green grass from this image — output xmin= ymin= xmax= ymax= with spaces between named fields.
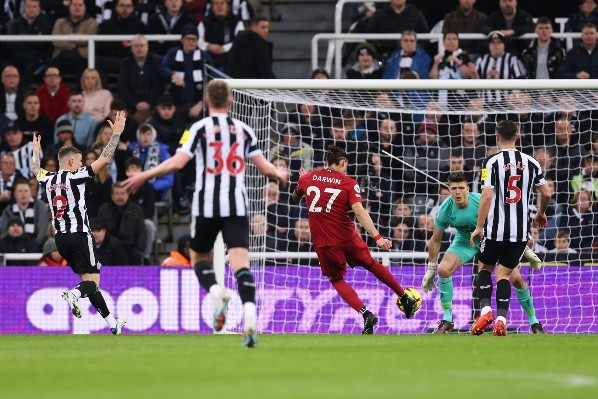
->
xmin=1 ymin=335 xmax=597 ymax=399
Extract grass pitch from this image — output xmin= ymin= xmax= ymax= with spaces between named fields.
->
xmin=1 ymin=334 xmax=597 ymax=399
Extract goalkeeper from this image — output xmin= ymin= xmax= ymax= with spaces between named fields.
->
xmin=421 ymin=172 xmax=545 ymax=334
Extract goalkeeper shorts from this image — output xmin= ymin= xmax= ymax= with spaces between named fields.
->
xmin=446 ymin=238 xmax=479 ymax=265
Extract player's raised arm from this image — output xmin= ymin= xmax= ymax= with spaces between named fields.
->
xmin=123 ymin=152 xmax=191 ymax=192
xmin=251 ymin=154 xmax=290 ymax=183
xmin=31 ymin=133 xmax=44 ymax=177
xmin=351 ymin=202 xmax=391 ymax=250
xmin=91 ymin=110 xmax=126 ymax=175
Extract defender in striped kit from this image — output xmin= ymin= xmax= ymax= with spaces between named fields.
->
xmin=124 ymin=80 xmax=289 ymax=347
xmin=32 ymin=111 xmax=128 ymax=335
xmin=470 ymin=120 xmax=552 ymax=336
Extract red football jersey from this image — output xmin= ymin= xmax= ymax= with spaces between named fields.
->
xmin=295 ymin=168 xmax=363 ymax=247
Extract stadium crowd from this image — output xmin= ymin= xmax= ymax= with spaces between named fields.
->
xmin=0 ymin=0 xmax=598 ymax=265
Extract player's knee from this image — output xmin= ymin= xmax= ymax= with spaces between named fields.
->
xmin=438 ymin=264 xmax=451 ymax=279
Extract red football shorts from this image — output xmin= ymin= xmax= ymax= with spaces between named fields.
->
xmin=315 ymin=236 xmax=375 ymax=279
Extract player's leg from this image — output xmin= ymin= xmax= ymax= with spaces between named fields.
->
xmin=189 ymin=217 xmax=229 ymax=332
xmin=493 ymin=242 xmax=527 ymax=336
xmin=316 ymin=245 xmax=375 ymax=334
xmin=433 ymin=249 xmax=466 ymax=333
xmin=471 ymin=239 xmax=500 ymax=335
xmin=510 ymin=267 xmax=545 ymax=333
xmin=223 ymin=217 xmax=258 ymax=347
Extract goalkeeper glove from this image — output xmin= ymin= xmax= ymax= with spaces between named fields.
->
xmin=421 ymin=262 xmax=437 ymax=293
xmin=523 ymin=246 xmax=542 ymax=270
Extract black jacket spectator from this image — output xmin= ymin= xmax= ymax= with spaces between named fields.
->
xmin=97 ymin=5 xmax=147 ymax=59
xmin=520 ymin=38 xmax=567 ymax=79
xmin=145 ymin=103 xmax=188 ymax=155
xmin=558 ymin=204 xmax=598 ymax=251
xmin=199 ymin=8 xmax=244 ymax=69
xmin=226 ymin=30 xmax=275 ymax=79
xmin=118 ymin=52 xmax=164 ymax=114
xmin=0 ymin=216 xmax=40 ymax=265
xmin=96 ymin=233 xmax=129 ymax=266
xmin=146 ymin=4 xmax=196 ymax=54
xmin=558 ymin=43 xmax=598 ymax=79
xmin=0 ymin=83 xmax=25 ymax=123
xmin=98 ymin=199 xmax=146 ymax=265
xmin=480 ymin=6 xmax=534 ymax=54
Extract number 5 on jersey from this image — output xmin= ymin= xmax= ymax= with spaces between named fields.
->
xmin=307 ymin=186 xmax=341 ymax=212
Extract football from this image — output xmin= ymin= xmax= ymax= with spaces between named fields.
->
xmin=397 ymin=288 xmax=422 ymax=313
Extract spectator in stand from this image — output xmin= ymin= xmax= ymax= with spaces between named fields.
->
xmin=40 ymin=1 xmax=69 ymax=26
xmin=225 ymin=15 xmax=275 ymax=79
xmin=0 ymin=153 xmax=25 ymax=213
xmin=96 ymin=0 xmax=147 ymax=76
xmin=383 ymin=30 xmax=431 ymax=81
xmin=520 ymin=17 xmax=567 ymax=80
xmin=161 ymin=233 xmax=192 ymax=266
xmin=83 ymin=149 xmax=113 ymax=218
xmin=205 ymin=0 xmax=253 ymax=26
xmin=6 ymin=0 xmax=52 ymax=86
xmin=118 ymin=35 xmax=164 ymax=125
xmin=89 ymin=217 xmax=129 ymax=266
xmin=128 ymin=123 xmax=173 ymax=199
xmin=160 ymin=24 xmax=213 ymax=120
xmin=264 ymin=180 xmax=289 ymax=236
xmin=554 ymin=118 xmax=585 ymax=187
xmin=249 ymin=213 xmax=277 ymax=253
xmin=270 ymin=123 xmax=314 ymax=177
xmin=81 ymin=68 xmax=113 ymax=123
xmin=98 ymin=182 xmax=147 ymax=265
xmin=44 ymin=119 xmax=84 ymax=161
xmin=345 ymin=42 xmax=384 ymax=79
xmin=565 ymin=0 xmax=598 ymax=32
xmin=414 ymin=213 xmax=450 ymax=252
xmin=0 ymin=65 xmax=24 ymax=123
xmin=199 ymin=0 xmax=245 ymax=72
xmin=457 ymin=122 xmax=485 ymax=170
xmin=357 ymin=153 xmax=394 ymax=239
xmin=529 ymin=227 xmax=548 ymax=254
xmin=147 ymin=0 xmax=196 ymax=55
xmin=571 ymin=153 xmax=598 ymax=200
xmin=391 ymin=217 xmax=416 ymax=251
xmin=35 ymin=67 xmax=71 ymax=125
xmin=183 ymin=0 xmax=209 ymax=24
xmin=279 ymin=218 xmax=317 ymax=266
xmin=558 ymin=190 xmax=598 ymax=252
xmin=341 ymin=2 xmax=376 ymax=66
xmin=18 ymin=92 xmax=54 ymax=148
xmin=558 ymin=22 xmax=598 ymax=79
xmin=548 ymin=231 xmax=578 ymax=255
xmin=480 ymin=0 xmax=534 ymax=55
xmin=55 ymin=91 xmax=97 ymax=148
xmin=366 ymin=0 xmax=428 ymax=61
xmin=0 ymin=122 xmax=39 ymax=177
xmin=438 ymin=151 xmax=474 ymax=191
xmin=38 ymin=237 xmax=67 ymax=266
xmin=460 ymin=97 xmax=497 ymax=146
xmin=442 ymin=0 xmax=488 ymax=57
xmin=50 ymin=0 xmax=99 ymax=78
xmin=0 ymin=178 xmax=49 ymax=247
xmin=475 ymin=31 xmax=526 ymax=104
xmin=145 ymin=94 xmax=188 ymax=155
xmin=124 ymin=157 xmax=156 ymax=265
xmin=311 ymin=68 xmax=329 ymax=79
xmin=430 ymin=32 xmax=477 ymax=80
xmin=0 ymin=215 xmax=40 ymax=265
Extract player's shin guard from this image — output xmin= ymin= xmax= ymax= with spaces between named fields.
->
xmin=496 ymin=279 xmax=511 ymax=318
xmin=439 ymin=277 xmax=453 ymax=322
xmin=364 ymin=260 xmax=405 ymax=296
xmin=235 ymin=268 xmax=255 ymax=304
xmin=477 ymin=270 xmax=493 ymax=308
xmin=331 ymin=278 xmax=364 ymax=312
xmin=515 ymin=286 xmax=539 ymax=325
xmin=194 ymin=261 xmax=218 ymax=292
xmin=75 ymin=280 xmax=98 ymax=298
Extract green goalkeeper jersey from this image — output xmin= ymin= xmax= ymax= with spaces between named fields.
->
xmin=434 ymin=192 xmax=481 ymax=242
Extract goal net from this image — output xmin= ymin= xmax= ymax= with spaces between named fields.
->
xmin=216 ymin=77 xmax=598 ymax=334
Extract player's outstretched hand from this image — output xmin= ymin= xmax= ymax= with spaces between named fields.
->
xmin=376 ymin=237 xmax=392 ymax=250
xmin=421 ymin=262 xmax=437 ymax=292
xmin=470 ymin=227 xmax=483 ymax=248
xmin=534 ymin=212 xmax=547 ymax=229
xmin=122 ymin=172 xmax=145 ymax=193
xmin=107 ymin=110 xmax=127 ymax=135
xmin=276 ymin=167 xmax=290 ymax=185
xmin=298 ymin=167 xmax=308 ymax=177
xmin=32 ymin=133 xmax=41 ymax=153
xmin=523 ymin=246 xmax=542 ymax=270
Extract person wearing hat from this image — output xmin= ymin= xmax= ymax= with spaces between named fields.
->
xmin=565 ymin=0 xmax=598 ymax=32
xmin=43 ymin=119 xmax=83 ymax=161
xmin=226 ymin=14 xmax=276 ymax=79
xmin=39 ymin=238 xmax=67 ymax=267
xmin=89 ymin=217 xmax=128 ymax=266
xmin=270 ymin=123 xmax=314 ymax=177
xmin=146 ymin=0 xmax=196 ymax=55
xmin=159 ymin=23 xmax=213 ymax=120
xmin=0 ymin=215 xmax=40 ymax=265
xmin=118 ymin=35 xmax=165 ymax=125
xmin=345 ymin=42 xmax=384 ymax=79
xmin=474 ymin=30 xmax=526 ymax=104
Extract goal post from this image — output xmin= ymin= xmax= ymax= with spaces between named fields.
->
xmin=213 ymin=76 xmax=598 ymax=334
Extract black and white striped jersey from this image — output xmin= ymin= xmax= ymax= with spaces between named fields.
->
xmin=476 ymin=52 xmax=526 ymax=103
xmin=2 ymin=142 xmax=38 ymax=177
xmin=36 ymin=166 xmax=94 ymax=233
xmin=480 ymin=149 xmax=546 ymax=242
xmin=177 ymin=113 xmax=262 ymax=218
